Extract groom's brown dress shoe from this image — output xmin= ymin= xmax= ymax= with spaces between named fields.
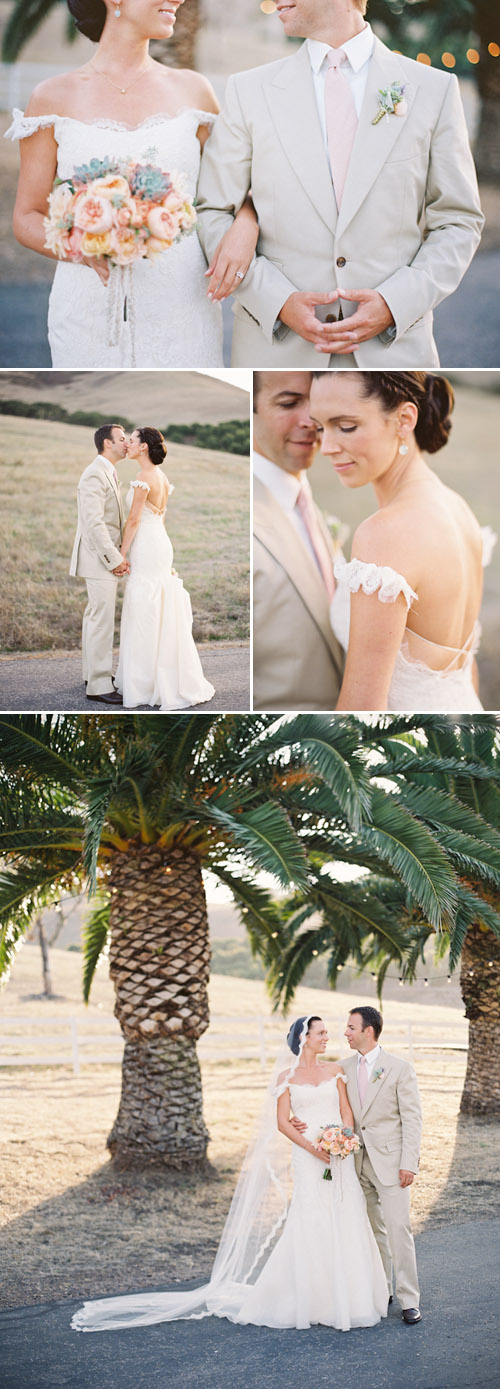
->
xmin=86 ymin=690 xmax=123 ymax=705
xmin=402 ymin=1308 xmax=422 ymax=1324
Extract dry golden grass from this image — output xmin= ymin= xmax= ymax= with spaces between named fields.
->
xmin=0 ymin=414 xmax=250 ymax=649
xmin=310 ymin=383 xmax=500 ymax=708
xmin=1 ymin=947 xmax=498 ymax=1309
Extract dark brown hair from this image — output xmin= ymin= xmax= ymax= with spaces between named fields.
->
xmin=313 ymin=371 xmax=454 ymax=454
xmin=94 ymin=423 xmax=122 ymax=453
xmin=136 ymin=427 xmax=167 ymax=467
xmin=67 ymin=0 xmax=107 ymax=42
xmin=349 ymin=1006 xmax=383 ymax=1040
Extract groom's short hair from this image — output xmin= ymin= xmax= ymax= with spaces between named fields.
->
xmin=350 ymin=1006 xmax=383 ymax=1039
xmin=94 ymin=423 xmax=122 ymax=453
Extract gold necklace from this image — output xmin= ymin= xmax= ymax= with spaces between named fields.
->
xmin=89 ymin=57 xmax=152 ymax=95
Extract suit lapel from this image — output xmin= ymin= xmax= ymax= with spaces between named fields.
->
xmin=360 ymin=1048 xmax=392 ymax=1118
xmin=264 ymin=42 xmax=337 ymax=235
xmin=95 ymin=457 xmax=124 ymax=524
xmin=254 ymin=478 xmax=342 ymax=673
xmin=337 ymin=38 xmax=416 ymax=238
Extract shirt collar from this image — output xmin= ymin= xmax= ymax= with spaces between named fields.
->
xmin=357 ymin=1043 xmax=381 ymax=1067
xmin=253 ymin=450 xmax=311 ymax=513
xmin=307 ymin=22 xmax=374 ymax=75
xmin=98 ymin=454 xmax=117 ymax=479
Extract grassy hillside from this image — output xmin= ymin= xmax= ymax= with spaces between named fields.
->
xmin=0 ymin=369 xmax=249 ymax=425
xmin=0 ymin=414 xmax=249 ymax=650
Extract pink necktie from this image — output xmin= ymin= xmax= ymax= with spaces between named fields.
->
xmin=358 ymin=1056 xmax=368 ymax=1104
xmin=295 ymin=485 xmax=335 ymax=599
xmin=113 ymin=467 xmax=118 ymax=485
xmin=325 ymin=48 xmax=358 ymax=207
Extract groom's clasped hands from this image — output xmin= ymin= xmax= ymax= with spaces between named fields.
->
xmin=279 ymin=286 xmax=394 ymax=351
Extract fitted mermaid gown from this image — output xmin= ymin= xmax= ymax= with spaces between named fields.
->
xmin=72 ymin=1074 xmax=388 ymax=1333
xmin=114 ymin=481 xmax=214 ymax=710
xmin=330 ymin=526 xmax=497 ymax=712
xmin=6 ymin=108 xmax=223 ymax=367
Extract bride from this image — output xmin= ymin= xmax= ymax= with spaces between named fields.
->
xmin=114 ymin=425 xmax=214 ymax=709
xmin=72 ymin=1015 xmax=388 ymax=1333
xmin=5 ymin=0 xmax=258 ymax=367
xmin=309 ymin=370 xmax=497 ymax=713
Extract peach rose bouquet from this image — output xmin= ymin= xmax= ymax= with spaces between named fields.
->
xmin=315 ymin=1124 xmax=361 ymax=1181
xmin=44 ymin=155 xmax=196 ymax=267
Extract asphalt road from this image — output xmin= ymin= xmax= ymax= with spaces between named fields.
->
xmin=0 ymin=643 xmax=250 ymax=712
xmin=0 ymin=1219 xmax=498 ymax=1389
xmin=0 ymin=254 xmax=499 ymax=368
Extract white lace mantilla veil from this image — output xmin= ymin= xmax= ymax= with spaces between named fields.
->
xmin=71 ymin=1016 xmax=316 ymax=1332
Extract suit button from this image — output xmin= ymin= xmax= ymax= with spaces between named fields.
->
xmin=361 ymin=1125 xmax=365 ymax=1130
xmin=336 ymin=256 xmax=346 ymax=267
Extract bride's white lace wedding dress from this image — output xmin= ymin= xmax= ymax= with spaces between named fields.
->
xmin=72 ymin=1074 xmax=387 ymax=1333
xmin=114 ymin=480 xmax=215 ymax=710
xmin=331 ymin=527 xmax=497 ymax=712
xmin=6 ymin=108 xmax=223 ymax=368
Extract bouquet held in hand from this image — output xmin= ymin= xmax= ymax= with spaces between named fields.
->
xmin=44 ymin=156 xmax=196 ymax=267
xmin=315 ymin=1124 xmax=361 ymax=1181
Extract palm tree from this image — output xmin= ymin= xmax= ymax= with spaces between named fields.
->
xmin=2 ymin=0 xmax=201 ymax=71
xmin=0 ymin=712 xmax=378 ymax=1168
xmin=268 ymin=715 xmax=500 ymax=1118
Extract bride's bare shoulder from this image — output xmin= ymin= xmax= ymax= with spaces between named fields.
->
xmin=276 ymin=1068 xmax=291 ymax=1087
xmin=162 ymin=65 xmax=219 ymax=116
xmin=25 ymin=69 xmax=89 ymax=116
xmin=351 ymin=510 xmax=417 ymax=584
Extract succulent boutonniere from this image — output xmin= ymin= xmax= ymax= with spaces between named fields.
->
xmin=325 ymin=514 xmax=350 ymax=556
xmin=372 ymin=1067 xmax=385 ymax=1083
xmin=372 ymin=82 xmax=407 ymax=125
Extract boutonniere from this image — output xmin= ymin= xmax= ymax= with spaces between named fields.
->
xmin=326 ymin=514 xmax=350 ymax=557
xmin=372 ymin=1067 xmax=385 ymax=1083
xmin=372 ymin=82 xmax=407 ymax=125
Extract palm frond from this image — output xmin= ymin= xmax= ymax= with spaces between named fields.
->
xmin=362 ymin=789 xmax=457 ymax=927
xmin=206 ymin=802 xmax=309 ymax=889
xmin=82 ymin=895 xmax=111 ymax=1002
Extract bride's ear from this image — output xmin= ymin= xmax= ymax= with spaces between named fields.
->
xmin=397 ymin=402 xmax=418 ymax=438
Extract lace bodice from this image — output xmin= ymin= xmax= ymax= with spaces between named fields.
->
xmin=5 ymin=108 xmax=223 ymax=368
xmin=288 ymin=1074 xmax=346 ymax=1135
xmin=331 ymin=527 xmax=497 ymax=712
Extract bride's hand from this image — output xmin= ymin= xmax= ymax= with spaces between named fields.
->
xmin=82 ymin=255 xmax=110 ymax=286
xmin=205 ymin=200 xmax=259 ymax=301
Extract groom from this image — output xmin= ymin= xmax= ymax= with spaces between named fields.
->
xmin=197 ymin=0 xmax=484 ymax=367
xmin=69 ymin=424 xmax=129 ymax=706
xmin=344 ymin=1006 xmax=422 ymax=1323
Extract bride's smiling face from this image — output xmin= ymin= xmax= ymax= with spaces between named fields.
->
xmin=106 ymin=0 xmax=185 ymax=41
xmin=305 ymin=1019 xmax=329 ymax=1055
xmin=309 ymin=374 xmax=417 ymax=489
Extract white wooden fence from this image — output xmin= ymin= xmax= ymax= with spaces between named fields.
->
xmin=0 ymin=1014 xmax=468 ymax=1075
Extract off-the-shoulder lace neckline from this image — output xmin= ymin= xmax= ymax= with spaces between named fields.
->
xmin=9 ymin=106 xmax=216 ymax=134
xmin=288 ymin=1074 xmax=344 ymax=1089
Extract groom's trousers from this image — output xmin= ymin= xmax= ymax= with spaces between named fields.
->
xmin=82 ymin=576 xmax=118 ymax=695
xmin=358 ymin=1150 xmax=420 ymax=1310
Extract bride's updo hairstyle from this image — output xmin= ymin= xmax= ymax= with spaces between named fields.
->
xmin=66 ymin=0 xmax=107 ymax=42
xmin=286 ymin=1016 xmax=321 ymax=1055
xmin=137 ymin=427 xmax=167 ymax=467
xmin=358 ymin=372 xmax=454 ymax=454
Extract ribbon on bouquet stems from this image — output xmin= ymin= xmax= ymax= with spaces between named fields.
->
xmin=107 ymin=264 xmax=137 ymax=366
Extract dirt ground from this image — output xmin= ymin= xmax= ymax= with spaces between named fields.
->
xmin=1 ymin=948 xmax=499 ymax=1310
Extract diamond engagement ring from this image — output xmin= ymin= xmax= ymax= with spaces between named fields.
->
xmin=235 ymin=270 xmax=245 ymax=279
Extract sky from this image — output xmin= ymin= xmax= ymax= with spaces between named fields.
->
xmin=195 ymin=368 xmax=252 ymax=395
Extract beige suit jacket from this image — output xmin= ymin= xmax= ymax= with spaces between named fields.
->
xmin=343 ymin=1048 xmax=422 ymax=1187
xmin=253 ymin=475 xmax=344 ymax=711
xmin=197 ymin=38 xmax=483 ymax=367
xmin=69 ymin=457 xmax=124 ymax=580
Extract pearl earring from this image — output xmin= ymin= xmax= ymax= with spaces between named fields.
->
xmin=398 ymin=439 xmax=409 ymax=456
xmin=114 ymin=5 xmax=121 ymax=16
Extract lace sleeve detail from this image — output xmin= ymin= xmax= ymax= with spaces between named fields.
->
xmin=334 ymin=554 xmax=417 ymax=610
xmin=336 ymin=1073 xmax=348 ymax=1085
xmin=4 ymin=108 xmax=57 ymax=141
xmin=481 ymin=526 xmax=498 ymax=568
xmin=166 ymin=481 xmax=175 ymax=497
xmin=192 ymin=109 xmax=217 ymax=129
xmin=130 ymin=479 xmax=150 ymax=493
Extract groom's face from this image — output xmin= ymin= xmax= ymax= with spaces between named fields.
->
xmin=254 ymin=372 xmax=319 ymax=475
xmin=276 ymin=0 xmax=348 ymax=40
xmin=107 ymin=428 xmax=128 ymax=463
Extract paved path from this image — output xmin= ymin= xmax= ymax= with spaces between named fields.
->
xmin=0 ymin=1219 xmax=498 ymax=1389
xmin=0 ymin=254 xmax=499 ymax=368
xmin=0 ymin=643 xmax=250 ymax=712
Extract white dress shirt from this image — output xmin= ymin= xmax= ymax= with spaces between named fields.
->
xmin=99 ymin=454 xmax=119 ymax=485
xmin=307 ymin=23 xmax=375 ymax=153
xmin=253 ymin=450 xmax=322 ymax=572
xmin=357 ymin=1042 xmax=381 ymax=1081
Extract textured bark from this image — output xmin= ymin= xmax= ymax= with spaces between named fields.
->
xmin=152 ymin=0 xmax=201 ymax=71
xmin=107 ymin=1035 xmax=209 ymax=1167
xmin=107 ymin=843 xmax=211 ymax=1165
xmin=460 ymin=918 xmax=500 ymax=1117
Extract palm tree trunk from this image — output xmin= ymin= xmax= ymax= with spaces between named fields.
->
xmin=106 ymin=843 xmax=211 ymax=1166
xmin=152 ymin=0 xmax=201 ymax=70
xmin=460 ymin=918 xmax=500 ymax=1116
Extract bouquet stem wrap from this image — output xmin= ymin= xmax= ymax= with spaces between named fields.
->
xmin=107 ymin=264 xmax=136 ymax=365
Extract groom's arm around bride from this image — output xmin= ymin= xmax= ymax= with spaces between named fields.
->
xmin=196 ymin=0 xmax=483 ymax=368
